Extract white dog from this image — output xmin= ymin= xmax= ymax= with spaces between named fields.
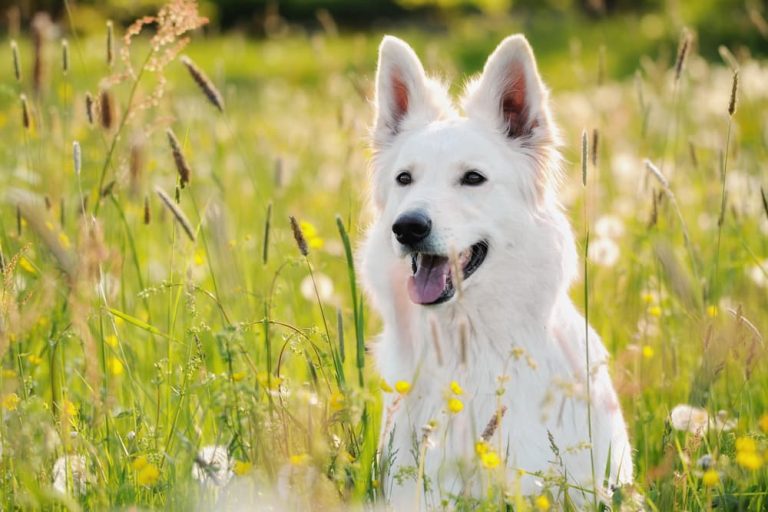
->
xmin=360 ymin=35 xmax=633 ymax=509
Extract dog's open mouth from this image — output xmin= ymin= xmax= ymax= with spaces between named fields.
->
xmin=406 ymin=241 xmax=488 ymax=305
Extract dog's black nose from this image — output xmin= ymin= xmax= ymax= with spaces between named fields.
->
xmin=392 ymin=210 xmax=432 ymax=246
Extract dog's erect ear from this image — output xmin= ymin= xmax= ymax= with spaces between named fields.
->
xmin=373 ymin=36 xmax=449 ymax=150
xmin=463 ymin=35 xmax=554 ymax=144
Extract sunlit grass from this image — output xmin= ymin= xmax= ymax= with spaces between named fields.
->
xmin=0 ymin=2 xmax=766 ymax=510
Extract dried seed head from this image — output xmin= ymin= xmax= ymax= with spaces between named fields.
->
xmin=591 ymin=128 xmax=599 ymax=168
xmin=144 ymin=195 xmax=151 ymax=225
xmin=106 ymin=21 xmax=114 ymax=67
xmin=581 ymin=130 xmax=588 ymax=186
xmin=644 ymin=159 xmax=669 ymax=190
xmin=62 ymin=39 xmax=69 ymax=74
xmin=156 ymin=187 xmax=195 ymax=242
xmin=289 ymin=216 xmax=309 ymax=256
xmin=166 ymin=129 xmax=191 ymax=188
xmin=99 ymin=88 xmax=114 ymax=130
xmin=11 ymin=40 xmax=21 ymax=81
xmin=85 ymin=92 xmax=95 ymax=125
xmin=481 ymin=406 xmax=508 ymax=442
xmin=728 ymin=71 xmax=738 ymax=117
xmin=718 ymin=45 xmax=738 ymax=72
xmin=20 ymin=94 xmax=30 ymax=130
xmin=180 ymin=55 xmax=224 ymax=112
xmin=73 ymin=141 xmax=81 ymax=175
xmin=44 ymin=195 xmax=51 ymax=210
xmin=674 ymin=29 xmax=691 ymax=82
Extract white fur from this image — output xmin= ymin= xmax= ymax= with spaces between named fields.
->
xmin=360 ymin=35 xmax=633 ymax=508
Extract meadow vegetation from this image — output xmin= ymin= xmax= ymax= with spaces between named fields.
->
xmin=0 ymin=0 xmax=767 ymax=510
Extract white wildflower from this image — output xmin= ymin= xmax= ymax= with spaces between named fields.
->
xmin=52 ymin=454 xmax=90 ymax=496
xmin=747 ymin=261 xmax=768 ymax=288
xmin=192 ymin=444 xmax=233 ymax=487
xmin=299 ymin=272 xmax=334 ymax=302
xmin=588 ymin=237 xmax=620 ymax=267
xmin=594 ymin=214 xmax=625 ymax=239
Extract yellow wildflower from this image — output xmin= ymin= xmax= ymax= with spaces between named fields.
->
xmin=233 ymin=460 xmax=252 ymax=476
xmin=447 ymin=398 xmax=464 ymax=414
xmin=232 ymin=371 xmax=246 ymax=382
xmin=449 ymin=381 xmax=463 ymax=395
xmin=736 ymin=437 xmax=757 ymax=453
xmin=256 ymin=372 xmax=282 ymax=390
xmin=706 ymin=305 xmax=718 ymax=318
xmin=300 ymin=221 xmax=324 ymax=250
xmin=132 ymin=455 xmax=149 ymax=471
xmin=735 ymin=437 xmax=763 ymax=470
xmin=27 ymin=354 xmax=43 ymax=365
xmin=759 ymin=413 xmax=768 ymax=433
xmin=480 ymin=451 xmax=500 ymax=469
xmin=648 ymin=305 xmax=662 ymax=318
xmin=194 ymin=249 xmax=206 ymax=266
xmin=394 ymin=380 xmax=411 ymax=395
xmin=2 ymin=393 xmax=20 ymax=411
xmin=18 ymin=257 xmax=35 ymax=274
xmin=642 ymin=345 xmax=654 ymax=359
xmin=329 ymin=391 xmax=345 ymax=411
xmin=105 ymin=335 xmax=118 ymax=348
xmin=58 ymin=232 xmax=71 ymax=249
xmin=702 ymin=469 xmax=719 ymax=487
xmin=137 ymin=463 xmax=160 ymax=486
xmin=640 ymin=291 xmax=655 ymax=304
xmin=475 ymin=441 xmax=489 ymax=456
xmin=736 ymin=451 xmax=762 ymax=470
xmin=534 ymin=495 xmax=551 ymax=511
xmin=289 ymin=453 xmax=309 ymax=466
xmin=108 ymin=357 xmax=124 ymax=376
xmin=62 ymin=399 xmax=77 ymax=417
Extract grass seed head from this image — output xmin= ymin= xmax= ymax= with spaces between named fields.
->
xmin=166 ymin=129 xmax=191 ymax=188
xmin=62 ymin=39 xmax=69 ymax=74
xmin=99 ymin=88 xmax=114 ymax=130
xmin=10 ymin=40 xmax=21 ymax=81
xmin=20 ymin=94 xmax=30 ymax=130
xmin=289 ymin=216 xmax=309 ymax=256
xmin=180 ymin=55 xmax=224 ymax=112
xmin=144 ymin=195 xmax=151 ymax=225
xmin=728 ymin=71 xmax=739 ymax=117
xmin=674 ymin=28 xmax=691 ymax=82
xmin=155 ymin=187 xmax=195 ymax=242
xmin=85 ymin=92 xmax=95 ymax=125
xmin=106 ymin=20 xmax=114 ymax=67
xmin=73 ymin=141 xmax=81 ymax=176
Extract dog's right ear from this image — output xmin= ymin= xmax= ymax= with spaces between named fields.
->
xmin=373 ymin=36 xmax=448 ymax=150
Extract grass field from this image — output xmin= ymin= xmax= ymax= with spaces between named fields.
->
xmin=0 ymin=1 xmax=767 ymax=510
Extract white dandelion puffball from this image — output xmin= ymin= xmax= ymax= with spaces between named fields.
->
xmin=192 ymin=444 xmax=233 ymax=487
xmin=669 ymin=404 xmax=736 ymax=434
xmin=588 ymin=237 xmax=620 ymax=268
xmin=594 ymin=214 xmax=625 ymax=240
xmin=747 ymin=262 xmax=768 ymax=288
xmin=52 ymin=454 xmax=89 ymax=496
xmin=670 ymin=404 xmax=709 ymax=433
xmin=299 ymin=272 xmax=334 ymax=302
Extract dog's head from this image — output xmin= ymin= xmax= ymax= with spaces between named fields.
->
xmin=363 ymin=35 xmax=575 ymax=311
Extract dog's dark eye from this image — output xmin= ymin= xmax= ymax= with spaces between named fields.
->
xmin=460 ymin=170 xmax=487 ymax=186
xmin=396 ymin=171 xmax=413 ymax=186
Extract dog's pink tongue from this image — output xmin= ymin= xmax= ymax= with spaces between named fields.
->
xmin=407 ymin=255 xmax=450 ymax=304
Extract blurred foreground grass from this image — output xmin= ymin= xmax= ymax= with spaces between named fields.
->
xmin=0 ymin=2 xmax=767 ymax=510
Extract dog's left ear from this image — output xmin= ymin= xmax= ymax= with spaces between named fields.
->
xmin=463 ymin=35 xmax=554 ymax=145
